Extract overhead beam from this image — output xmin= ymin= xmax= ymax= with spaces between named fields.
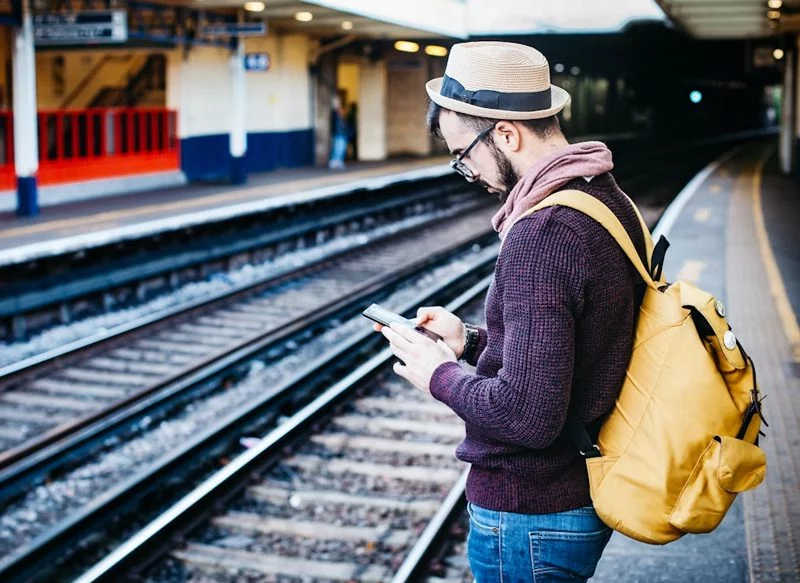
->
xmin=671 ymin=7 xmax=767 ymax=17
xmin=662 ymin=0 xmax=760 ymax=6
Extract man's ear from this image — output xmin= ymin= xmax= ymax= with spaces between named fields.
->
xmin=494 ymin=121 xmax=522 ymax=152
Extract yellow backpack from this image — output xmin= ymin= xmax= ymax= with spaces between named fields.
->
xmin=523 ymin=190 xmax=768 ymax=544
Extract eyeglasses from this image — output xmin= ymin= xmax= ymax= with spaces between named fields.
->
xmin=450 ymin=125 xmax=495 ymax=182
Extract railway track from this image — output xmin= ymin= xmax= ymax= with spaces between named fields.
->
xmin=0 ymin=200 xmax=493 ymax=494
xmin=0 ymin=209 xmax=501 ymax=582
xmin=0 ymin=178 xmax=474 ymax=343
xmin=75 ymin=277 xmax=492 ymax=583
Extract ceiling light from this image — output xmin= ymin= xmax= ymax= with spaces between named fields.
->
xmin=767 ymin=10 xmax=781 ymax=19
xmin=425 ymin=45 xmax=448 ymax=57
xmin=773 ymin=48 xmax=785 ymax=60
xmin=554 ymin=63 xmax=565 ymax=73
xmin=767 ymin=0 xmax=782 ymax=9
xmin=244 ymin=1 xmax=265 ymax=12
xmin=294 ymin=11 xmax=313 ymax=22
xmin=570 ymin=66 xmax=581 ymax=75
xmin=394 ymin=41 xmax=420 ymax=53
xmin=341 ymin=21 xmax=353 ymax=30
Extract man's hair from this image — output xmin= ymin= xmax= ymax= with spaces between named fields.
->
xmin=426 ymin=100 xmax=561 ymax=141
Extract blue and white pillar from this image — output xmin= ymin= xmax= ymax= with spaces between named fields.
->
xmin=779 ymin=38 xmax=796 ymax=176
xmin=795 ymin=35 xmax=800 ymax=178
xmin=11 ymin=0 xmax=39 ymax=216
xmin=229 ymin=38 xmax=247 ymax=185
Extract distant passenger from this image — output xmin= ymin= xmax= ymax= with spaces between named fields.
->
xmin=377 ymin=41 xmax=649 ymax=581
xmin=329 ymin=95 xmax=349 ymax=170
xmin=346 ymin=102 xmax=358 ymax=160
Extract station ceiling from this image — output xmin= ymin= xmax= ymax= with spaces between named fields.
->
xmin=193 ymin=0 xmax=448 ymax=39
xmin=656 ymin=0 xmax=800 ymax=38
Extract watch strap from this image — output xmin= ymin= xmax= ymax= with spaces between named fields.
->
xmin=461 ymin=323 xmax=481 ymax=364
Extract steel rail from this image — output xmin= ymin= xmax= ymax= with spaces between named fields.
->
xmin=0 ymin=202 xmax=493 ymax=496
xmin=0 ymin=244 xmax=497 ymax=583
xmin=72 ymin=275 xmax=494 ymax=583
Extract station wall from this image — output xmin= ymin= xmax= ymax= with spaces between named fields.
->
xmin=387 ymin=55 xmax=431 ymax=157
xmin=168 ymin=34 xmax=315 ymax=181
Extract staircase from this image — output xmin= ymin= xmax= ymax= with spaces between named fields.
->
xmin=60 ymin=54 xmax=166 ymax=109
xmin=90 ymin=55 xmax=167 ymax=108
xmin=61 ymin=54 xmax=148 ymax=109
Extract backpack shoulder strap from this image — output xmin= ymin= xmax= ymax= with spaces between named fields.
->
xmin=621 ymin=192 xmax=655 ymax=266
xmin=517 ymin=190 xmax=658 ymax=290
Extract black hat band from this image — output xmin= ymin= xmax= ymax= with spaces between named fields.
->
xmin=440 ymin=75 xmax=552 ymax=112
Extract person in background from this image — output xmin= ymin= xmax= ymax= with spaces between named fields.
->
xmin=346 ymin=102 xmax=358 ymax=160
xmin=376 ymin=41 xmax=649 ymax=582
xmin=329 ymin=93 xmax=349 ymax=170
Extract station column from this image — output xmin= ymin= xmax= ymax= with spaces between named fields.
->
xmin=230 ymin=38 xmax=247 ymax=185
xmin=779 ymin=36 xmax=798 ymax=176
xmin=11 ymin=0 xmax=39 ymax=216
xmin=795 ymin=34 xmax=800 ymax=178
xmin=358 ymin=60 xmax=387 ymax=161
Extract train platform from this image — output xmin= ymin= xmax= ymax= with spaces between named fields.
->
xmin=594 ymin=140 xmax=799 ymax=583
xmin=0 ymin=156 xmax=450 ymax=267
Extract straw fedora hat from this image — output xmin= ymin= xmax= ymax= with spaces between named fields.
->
xmin=426 ymin=41 xmax=570 ymax=120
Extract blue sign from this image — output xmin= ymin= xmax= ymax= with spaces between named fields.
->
xmin=33 ymin=10 xmax=127 ymax=45
xmin=201 ymin=22 xmax=266 ymax=37
xmin=244 ymin=53 xmax=270 ymax=72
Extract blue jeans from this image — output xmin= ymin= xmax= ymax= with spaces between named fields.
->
xmin=330 ymin=134 xmax=348 ymax=165
xmin=467 ymin=502 xmax=612 ymax=582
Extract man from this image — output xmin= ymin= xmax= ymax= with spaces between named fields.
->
xmin=378 ymin=41 xmax=648 ymax=581
xmin=328 ymin=92 xmax=349 ymax=170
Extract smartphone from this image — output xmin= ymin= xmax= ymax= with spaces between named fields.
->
xmin=362 ymin=303 xmax=443 ymax=342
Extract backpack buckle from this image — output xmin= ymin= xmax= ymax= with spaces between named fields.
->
xmin=580 ymin=445 xmax=602 ymax=459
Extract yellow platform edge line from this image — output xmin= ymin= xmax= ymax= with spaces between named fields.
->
xmin=752 ymin=149 xmax=800 ymax=363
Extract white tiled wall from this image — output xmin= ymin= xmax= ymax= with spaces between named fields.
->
xmin=387 ymin=56 xmax=431 ymax=157
xmin=166 ymin=35 xmax=315 ymax=140
xmin=358 ymin=59 xmax=388 ymax=161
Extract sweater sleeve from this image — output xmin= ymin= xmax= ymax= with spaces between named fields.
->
xmin=429 ymin=212 xmax=588 ymax=449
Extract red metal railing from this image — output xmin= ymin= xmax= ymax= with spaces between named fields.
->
xmin=0 ymin=112 xmax=13 ymax=191
xmin=36 ymin=108 xmax=179 ymax=185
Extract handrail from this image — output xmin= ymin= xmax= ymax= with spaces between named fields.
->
xmin=88 ymin=55 xmax=166 ymax=108
xmin=60 ymin=56 xmax=114 ymax=110
xmin=90 ymin=88 xmax=125 ymax=108
xmin=126 ymin=54 xmax=166 ymax=107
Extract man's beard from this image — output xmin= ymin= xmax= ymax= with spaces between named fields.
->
xmin=481 ymin=141 xmax=520 ymax=203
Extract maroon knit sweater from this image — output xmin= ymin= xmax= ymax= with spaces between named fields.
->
xmin=430 ymin=173 xmax=647 ymax=514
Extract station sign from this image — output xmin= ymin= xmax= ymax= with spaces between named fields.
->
xmin=244 ymin=52 xmax=270 ymax=72
xmin=33 ymin=10 xmax=128 ymax=45
xmin=201 ymin=21 xmax=266 ymax=37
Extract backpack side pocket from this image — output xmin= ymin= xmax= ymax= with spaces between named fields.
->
xmin=669 ymin=435 xmax=766 ymax=534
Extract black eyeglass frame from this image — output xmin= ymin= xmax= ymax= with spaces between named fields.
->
xmin=449 ymin=125 xmax=495 ymax=182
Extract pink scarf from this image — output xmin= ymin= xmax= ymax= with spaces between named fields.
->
xmin=492 ymin=141 xmax=614 ymax=239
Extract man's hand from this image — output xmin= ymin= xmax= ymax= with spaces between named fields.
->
xmin=414 ymin=306 xmax=466 ymax=358
xmin=381 ymin=323 xmax=457 ymax=393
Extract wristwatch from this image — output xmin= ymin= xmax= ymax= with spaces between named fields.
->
xmin=461 ymin=323 xmax=481 ymax=364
